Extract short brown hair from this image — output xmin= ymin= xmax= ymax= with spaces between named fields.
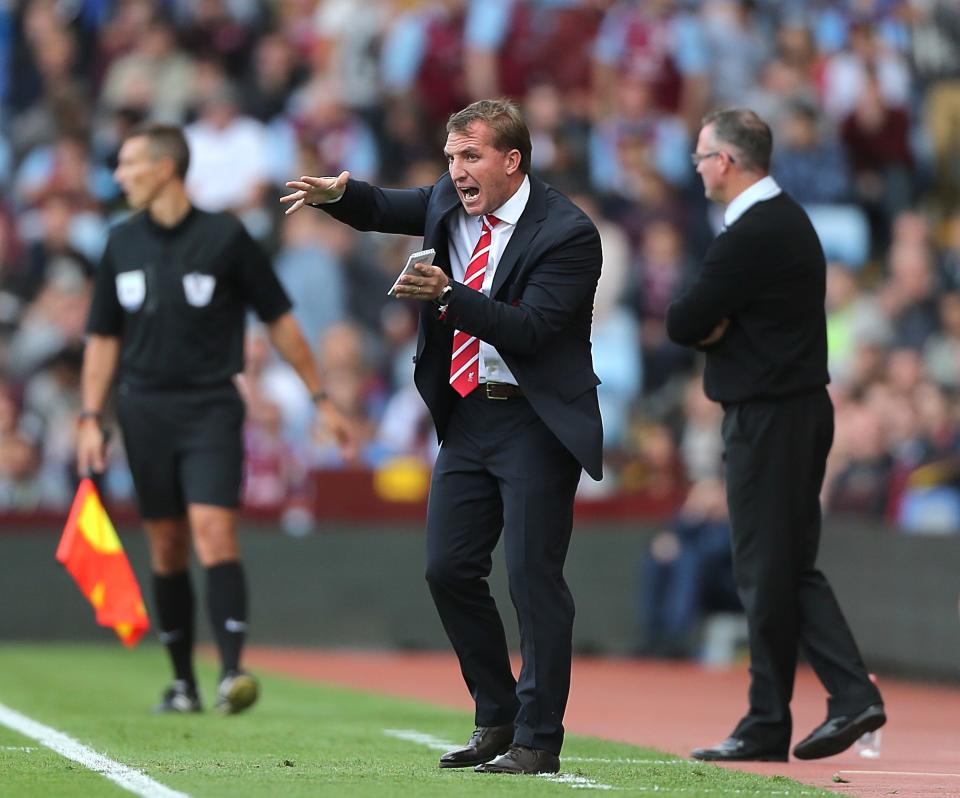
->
xmin=447 ymin=99 xmax=532 ymax=174
xmin=702 ymin=108 xmax=773 ymax=174
xmin=125 ymin=122 xmax=190 ymax=179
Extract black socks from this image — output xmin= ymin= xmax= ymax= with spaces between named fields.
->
xmin=153 ymin=562 xmax=249 ymax=683
xmin=152 ymin=570 xmax=196 ymax=685
xmin=205 ymin=561 xmax=248 ymax=676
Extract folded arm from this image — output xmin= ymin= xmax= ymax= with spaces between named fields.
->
xmin=665 ymin=233 xmax=757 ymax=347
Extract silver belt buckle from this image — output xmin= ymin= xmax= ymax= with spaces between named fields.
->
xmin=485 ymin=382 xmax=508 ymax=400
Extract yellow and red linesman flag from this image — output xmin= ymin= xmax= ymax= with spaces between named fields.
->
xmin=56 ymin=478 xmax=149 ymax=646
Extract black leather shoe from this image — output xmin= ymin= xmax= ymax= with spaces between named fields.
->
xmin=438 ymin=724 xmax=513 ymax=768
xmin=691 ymin=737 xmax=788 ymax=762
xmin=475 ymin=744 xmax=560 ymax=774
xmin=792 ymin=703 xmax=886 ymax=760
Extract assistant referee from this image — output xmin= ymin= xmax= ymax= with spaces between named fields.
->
xmin=76 ymin=123 xmax=356 ymax=714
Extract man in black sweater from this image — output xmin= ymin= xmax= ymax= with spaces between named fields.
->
xmin=666 ymin=109 xmax=885 ymax=762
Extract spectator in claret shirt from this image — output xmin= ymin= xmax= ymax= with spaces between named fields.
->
xmin=593 ymin=0 xmax=709 ymax=132
xmin=840 ymin=69 xmax=914 ymax=254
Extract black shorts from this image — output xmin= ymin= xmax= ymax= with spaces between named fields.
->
xmin=116 ymin=382 xmax=245 ymax=519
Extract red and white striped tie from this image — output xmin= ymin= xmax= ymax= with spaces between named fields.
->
xmin=450 ymin=214 xmax=499 ymax=397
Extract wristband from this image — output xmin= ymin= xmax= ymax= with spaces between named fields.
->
xmin=78 ymin=410 xmax=101 ymax=423
xmin=311 ymin=390 xmax=328 ymax=404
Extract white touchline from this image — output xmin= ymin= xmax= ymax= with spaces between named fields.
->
xmin=0 ymin=702 xmax=189 ymax=798
xmin=382 ymin=729 xmax=619 ymax=791
xmin=383 ymin=729 xmax=453 ymax=751
xmin=540 ymin=773 xmax=616 ymax=790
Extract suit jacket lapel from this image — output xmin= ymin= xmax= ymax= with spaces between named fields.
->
xmin=491 ymin=176 xmax=547 ymax=297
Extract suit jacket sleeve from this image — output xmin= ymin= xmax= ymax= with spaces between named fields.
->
xmin=444 ymin=220 xmax=602 ymax=356
xmin=316 ymin=178 xmax=432 ymax=236
xmin=665 ymin=228 xmax=764 ymax=346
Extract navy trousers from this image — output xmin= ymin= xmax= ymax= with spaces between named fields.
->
xmin=425 ymin=389 xmax=582 ymax=754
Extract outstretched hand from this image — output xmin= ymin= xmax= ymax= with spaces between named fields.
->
xmin=280 ymin=171 xmax=351 ymax=215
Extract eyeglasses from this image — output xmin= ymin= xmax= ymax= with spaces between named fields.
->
xmin=690 ymin=151 xmax=736 ymax=166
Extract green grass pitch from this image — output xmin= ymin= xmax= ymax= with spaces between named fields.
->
xmin=0 ymin=644 xmax=832 ymax=797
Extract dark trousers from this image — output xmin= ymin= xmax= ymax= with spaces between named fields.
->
xmin=425 ymin=390 xmax=582 ymax=754
xmin=722 ymin=389 xmax=881 ymax=752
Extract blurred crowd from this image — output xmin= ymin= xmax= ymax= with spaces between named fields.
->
xmin=1 ymin=0 xmax=960 ymax=532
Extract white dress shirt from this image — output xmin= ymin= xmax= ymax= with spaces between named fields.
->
xmin=723 ymin=175 xmax=782 ymax=228
xmin=445 ymin=175 xmax=530 ymax=386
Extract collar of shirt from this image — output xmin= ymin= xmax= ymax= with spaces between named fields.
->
xmin=723 ymin=175 xmax=781 ymax=228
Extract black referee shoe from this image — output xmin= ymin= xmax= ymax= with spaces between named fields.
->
xmin=154 ymin=680 xmax=202 ymax=714
xmin=215 ymin=670 xmax=259 ymax=715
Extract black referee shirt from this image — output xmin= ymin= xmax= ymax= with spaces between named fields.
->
xmin=87 ymin=207 xmax=291 ymax=389
xmin=665 ymin=192 xmax=830 ymax=404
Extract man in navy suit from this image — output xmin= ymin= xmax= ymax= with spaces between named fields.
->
xmin=282 ymin=99 xmax=603 ymax=775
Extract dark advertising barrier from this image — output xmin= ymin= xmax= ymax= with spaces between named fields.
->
xmin=1 ymin=520 xmax=958 ymax=681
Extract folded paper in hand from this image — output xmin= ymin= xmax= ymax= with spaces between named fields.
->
xmin=388 ymin=248 xmax=436 ymax=297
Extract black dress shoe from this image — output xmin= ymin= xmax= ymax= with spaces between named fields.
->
xmin=438 ymin=724 xmax=513 ymax=768
xmin=475 ymin=744 xmax=560 ymax=774
xmin=792 ymin=703 xmax=886 ymax=760
xmin=691 ymin=737 xmax=788 ymax=762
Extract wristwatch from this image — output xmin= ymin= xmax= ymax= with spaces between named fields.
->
xmin=435 ymin=283 xmax=454 ymax=306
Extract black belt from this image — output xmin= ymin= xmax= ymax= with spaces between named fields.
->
xmin=480 ymin=381 xmax=523 ymax=400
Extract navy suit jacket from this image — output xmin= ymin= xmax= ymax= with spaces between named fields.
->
xmin=321 ymin=173 xmax=604 ymax=480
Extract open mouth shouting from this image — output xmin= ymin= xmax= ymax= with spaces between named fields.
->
xmin=458 ymin=184 xmax=481 ymax=211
